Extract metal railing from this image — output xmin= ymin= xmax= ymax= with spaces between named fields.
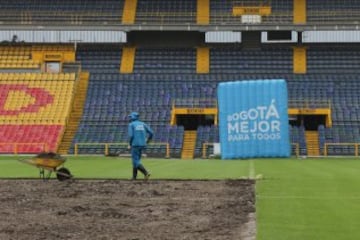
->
xmin=74 ymin=142 xmax=170 ymax=158
xmin=0 ymin=142 xmax=48 ymax=154
xmin=1 ymin=9 xmax=360 ymax=27
xmin=201 ymin=142 xmax=300 ymax=158
xmin=173 ymin=98 xmax=217 ymax=108
xmin=172 ymin=98 xmax=331 ymax=109
xmin=324 ymin=143 xmax=360 ymax=157
xmin=288 ymin=99 xmax=331 ymax=109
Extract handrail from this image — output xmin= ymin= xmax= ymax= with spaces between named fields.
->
xmin=74 ymin=142 xmax=170 ymax=158
xmin=171 ymin=98 xmax=330 ymax=109
xmin=74 ymin=143 xmax=110 ymax=156
xmin=59 ymin=71 xmax=80 ymax=148
xmin=173 ymin=98 xmax=217 ymax=108
xmin=288 ymin=99 xmax=331 ymax=109
xmin=324 ymin=143 xmax=359 ymax=157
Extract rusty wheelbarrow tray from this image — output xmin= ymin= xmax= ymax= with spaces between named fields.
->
xmin=19 ymin=153 xmax=72 ymax=181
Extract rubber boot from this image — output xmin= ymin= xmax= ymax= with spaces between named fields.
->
xmin=132 ymin=167 xmax=138 ymax=180
xmin=137 ymin=164 xmax=150 ymax=180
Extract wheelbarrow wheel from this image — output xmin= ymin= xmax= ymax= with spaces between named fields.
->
xmin=56 ymin=167 xmax=72 ymax=181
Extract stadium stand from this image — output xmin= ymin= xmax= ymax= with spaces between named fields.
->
xmin=0 ymin=0 xmax=124 ymax=25
xmin=210 ymin=0 xmax=292 ymax=25
xmin=194 ymin=125 xmax=219 ymax=158
xmin=0 ymin=44 xmax=79 ymax=153
xmin=0 ymin=0 xmax=359 ymax=27
xmin=290 ymin=125 xmax=307 ymax=156
xmin=136 ymin=0 xmax=196 ymax=24
xmin=0 ymin=72 xmax=76 ymax=153
xmin=1 ymin=1 xmax=360 ymax=157
xmin=307 ymin=0 xmax=360 ymax=24
xmin=0 ymin=46 xmax=40 ymax=70
xmin=69 ymin=44 xmax=360 ymax=157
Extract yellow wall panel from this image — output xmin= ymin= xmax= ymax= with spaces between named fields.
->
xmin=197 ymin=0 xmax=210 ymax=25
xmin=122 ymin=0 xmax=138 ymax=24
xmin=196 ymin=47 xmax=210 ymax=74
xmin=293 ymin=0 xmax=306 ymax=24
xmin=293 ymin=47 xmax=307 ymax=74
xmin=120 ymin=47 xmax=136 ymax=73
xmin=233 ymin=6 xmax=271 ymax=16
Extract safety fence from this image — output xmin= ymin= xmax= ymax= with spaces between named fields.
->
xmin=0 ymin=142 xmax=48 ymax=154
xmin=201 ymin=142 xmax=300 ymax=158
xmin=74 ymin=142 xmax=170 ymax=158
xmin=324 ymin=143 xmax=360 ymax=157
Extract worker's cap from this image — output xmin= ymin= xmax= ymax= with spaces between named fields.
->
xmin=128 ymin=112 xmax=139 ymax=121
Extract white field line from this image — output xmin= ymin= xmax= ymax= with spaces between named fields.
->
xmin=249 ymin=160 xmax=255 ymax=179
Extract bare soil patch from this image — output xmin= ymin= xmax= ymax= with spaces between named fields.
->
xmin=0 ymin=179 xmax=255 ymax=240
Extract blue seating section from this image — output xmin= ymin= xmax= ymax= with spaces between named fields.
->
xmin=307 ymin=47 xmax=360 ymax=74
xmin=136 ymin=0 xmax=196 ymax=24
xmin=195 ymin=125 xmax=219 ymax=158
xmin=210 ymin=47 xmax=293 ymax=74
xmin=307 ymin=0 xmax=360 ymax=23
xmin=72 ymin=45 xmax=360 ymax=156
xmin=290 ymin=125 xmax=307 ymax=156
xmin=0 ymin=0 xmax=359 ymax=26
xmin=71 ymin=123 xmax=183 ymax=157
xmin=0 ymin=0 xmax=124 ymax=25
xmin=319 ymin=124 xmax=360 ymax=156
xmin=210 ymin=0 xmax=293 ymax=24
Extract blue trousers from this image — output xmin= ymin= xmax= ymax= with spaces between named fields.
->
xmin=131 ymin=146 xmax=144 ymax=168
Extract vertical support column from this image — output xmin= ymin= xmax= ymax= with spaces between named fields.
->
xmin=293 ymin=0 xmax=306 ymax=24
xmin=166 ymin=143 xmax=170 ymax=158
xmin=293 ymin=46 xmax=307 ymax=74
xmin=105 ymin=144 xmax=109 ymax=156
xmin=197 ymin=0 xmax=210 ymax=25
xmin=196 ymin=47 xmax=210 ymax=74
xmin=356 ymin=144 xmax=359 ymax=157
xmin=120 ymin=47 xmax=136 ymax=73
xmin=170 ymin=102 xmax=176 ymax=125
xmin=122 ymin=0 xmax=138 ymax=24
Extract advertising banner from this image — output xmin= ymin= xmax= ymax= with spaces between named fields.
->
xmin=217 ymin=79 xmax=290 ymax=159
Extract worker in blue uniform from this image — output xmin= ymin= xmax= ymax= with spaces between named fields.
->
xmin=128 ymin=112 xmax=153 ymax=180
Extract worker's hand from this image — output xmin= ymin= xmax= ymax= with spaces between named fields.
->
xmin=127 ymin=145 xmax=131 ymax=150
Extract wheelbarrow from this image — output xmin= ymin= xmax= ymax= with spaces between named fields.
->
xmin=19 ymin=152 xmax=72 ymax=181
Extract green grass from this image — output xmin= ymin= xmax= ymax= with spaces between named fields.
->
xmin=255 ymin=158 xmax=360 ymax=240
xmin=1 ymin=155 xmax=360 ymax=239
xmin=0 ymin=155 xmax=250 ymax=179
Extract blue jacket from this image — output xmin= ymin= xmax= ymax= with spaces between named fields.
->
xmin=128 ymin=120 xmax=153 ymax=147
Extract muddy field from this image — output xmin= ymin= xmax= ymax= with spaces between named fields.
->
xmin=0 ymin=179 xmax=256 ymax=240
